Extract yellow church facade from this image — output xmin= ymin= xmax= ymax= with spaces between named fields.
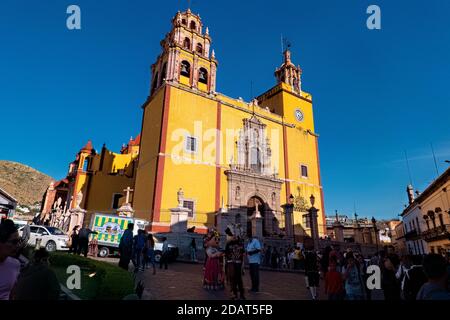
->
xmin=133 ymin=10 xmax=326 ymax=237
xmin=41 ymin=136 xmax=140 ymax=230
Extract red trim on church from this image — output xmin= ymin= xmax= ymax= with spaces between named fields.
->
xmin=283 ymin=125 xmax=291 ymax=202
xmin=315 ymin=136 xmax=326 ymax=234
xmin=215 ymin=101 xmax=222 ymax=212
xmin=152 ymin=85 xmax=171 ymax=224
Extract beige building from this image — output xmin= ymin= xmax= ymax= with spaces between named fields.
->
xmin=393 ymin=221 xmax=407 ymax=255
xmin=401 ymin=167 xmax=450 ymax=256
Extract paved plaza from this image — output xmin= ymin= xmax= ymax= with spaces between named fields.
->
xmin=95 ymin=257 xmax=384 ymax=300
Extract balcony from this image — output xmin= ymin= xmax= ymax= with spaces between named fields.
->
xmin=404 ymin=229 xmax=420 ymax=241
xmin=421 ymin=225 xmax=450 ymax=242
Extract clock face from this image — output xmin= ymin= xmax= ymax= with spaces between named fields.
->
xmin=294 ymin=109 xmax=304 ymax=122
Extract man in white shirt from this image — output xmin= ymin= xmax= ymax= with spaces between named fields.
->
xmin=246 ymin=236 xmax=262 ymax=292
xmin=0 ymin=220 xmax=21 ymax=300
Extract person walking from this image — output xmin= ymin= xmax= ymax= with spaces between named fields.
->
xmin=0 ymin=220 xmax=21 ymax=300
xmin=402 ymin=255 xmax=427 ymax=300
xmin=270 ymin=247 xmax=278 ymax=269
xmin=69 ymin=226 xmax=79 ymax=254
xmin=246 ymin=235 xmax=262 ymax=293
xmin=416 ymin=254 xmax=450 ymax=300
xmin=146 ymin=234 xmax=156 ymax=275
xmin=159 ymin=237 xmax=169 ymax=270
xmin=225 ymin=230 xmax=245 ymax=300
xmin=133 ymin=229 xmax=147 ymax=272
xmin=382 ymin=255 xmax=401 ymax=300
xmin=190 ymin=238 xmax=197 ymax=262
xmin=119 ymin=223 xmax=134 ymax=271
xmin=304 ymin=249 xmax=320 ymax=300
xmin=203 ymin=231 xmax=224 ymax=290
xmin=77 ymin=226 xmax=97 ymax=257
xmin=342 ymin=252 xmax=365 ymax=300
xmin=324 ymin=260 xmax=344 ymax=300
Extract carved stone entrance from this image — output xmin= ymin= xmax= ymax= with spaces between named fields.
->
xmin=221 ymin=115 xmax=284 ymax=239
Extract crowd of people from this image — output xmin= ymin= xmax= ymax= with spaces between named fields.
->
xmin=2 ymin=216 xmax=449 ymax=301
xmin=117 ymin=223 xmax=169 ymax=274
xmin=302 ymin=245 xmax=450 ymax=300
xmin=261 ymin=244 xmax=306 ymax=270
xmin=201 ymin=227 xmax=262 ymax=300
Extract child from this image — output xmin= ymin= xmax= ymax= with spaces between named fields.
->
xmin=325 ymin=261 xmax=344 ymax=300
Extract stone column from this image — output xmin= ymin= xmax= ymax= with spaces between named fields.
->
xmin=117 ymin=203 xmax=135 ymax=218
xmin=363 ymin=228 xmax=372 ymax=244
xmin=215 ymin=207 xmax=230 ymax=236
xmin=308 ymin=206 xmax=320 ymax=251
xmin=251 ymin=215 xmax=263 ymax=239
xmin=250 ymin=206 xmax=263 ymax=239
xmin=333 ymin=221 xmax=344 ymax=242
xmin=281 ymin=203 xmax=294 ymax=237
xmin=68 ymin=207 xmax=86 ymax=232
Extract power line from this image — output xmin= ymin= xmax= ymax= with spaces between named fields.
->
xmin=430 ymin=142 xmax=440 ymax=178
xmin=404 ymin=150 xmax=413 ymax=185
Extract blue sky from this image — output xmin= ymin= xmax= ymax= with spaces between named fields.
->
xmin=1 ymin=1 xmax=450 ymax=220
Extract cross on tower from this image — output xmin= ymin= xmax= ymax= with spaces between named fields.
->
xmin=123 ymin=186 xmax=134 ymax=204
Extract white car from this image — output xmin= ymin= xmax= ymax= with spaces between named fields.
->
xmin=152 ymin=235 xmax=178 ymax=263
xmin=19 ymin=225 xmax=70 ymax=252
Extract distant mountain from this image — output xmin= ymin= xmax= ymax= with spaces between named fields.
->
xmin=0 ymin=160 xmax=54 ymax=210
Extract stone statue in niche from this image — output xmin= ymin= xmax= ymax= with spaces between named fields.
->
xmin=75 ymin=191 xmax=83 ymax=208
xmin=235 ymin=186 xmax=241 ymax=201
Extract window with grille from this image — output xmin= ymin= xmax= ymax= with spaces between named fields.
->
xmin=301 ymin=165 xmax=308 ymax=178
xmin=112 ymin=194 xmax=123 ymax=209
xmin=302 ymin=215 xmax=311 ymax=228
xmin=183 ymin=200 xmax=194 ymax=218
xmin=185 ymin=136 xmax=197 ymax=153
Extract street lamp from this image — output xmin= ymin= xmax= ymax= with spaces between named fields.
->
xmin=310 ymin=194 xmax=315 ymax=207
xmin=289 ymin=194 xmax=295 ymax=241
xmin=371 ymin=216 xmax=379 ymax=253
xmin=289 ymin=194 xmax=295 ymax=205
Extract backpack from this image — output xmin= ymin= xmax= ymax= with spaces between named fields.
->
xmin=403 ymin=266 xmax=427 ymax=300
xmin=136 ymin=234 xmax=146 ymax=250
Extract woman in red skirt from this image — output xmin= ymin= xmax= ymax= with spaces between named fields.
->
xmin=203 ymin=230 xmax=224 ymax=290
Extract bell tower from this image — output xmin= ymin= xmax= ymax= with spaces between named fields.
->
xmin=274 ymin=49 xmax=302 ymax=94
xmin=149 ymin=9 xmax=218 ymax=96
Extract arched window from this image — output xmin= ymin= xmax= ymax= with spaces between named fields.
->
xmin=160 ymin=63 xmax=167 ymax=86
xmin=196 ymin=43 xmax=203 ymax=55
xmin=198 ymin=68 xmax=208 ymax=84
xmin=250 ymin=147 xmax=261 ymax=172
xmin=151 ymin=72 xmax=159 ymax=93
xmin=181 ymin=19 xmax=187 ymax=26
xmin=180 ymin=61 xmax=190 ymax=77
xmin=83 ymin=158 xmax=89 ymax=172
xmin=190 ymin=21 xmax=196 ymax=31
xmin=183 ymin=37 xmax=191 ymax=50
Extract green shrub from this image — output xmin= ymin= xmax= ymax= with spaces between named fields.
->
xmin=49 ymin=252 xmax=134 ymax=300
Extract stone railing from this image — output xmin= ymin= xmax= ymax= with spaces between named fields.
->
xmin=421 ymin=224 xmax=450 ymax=242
